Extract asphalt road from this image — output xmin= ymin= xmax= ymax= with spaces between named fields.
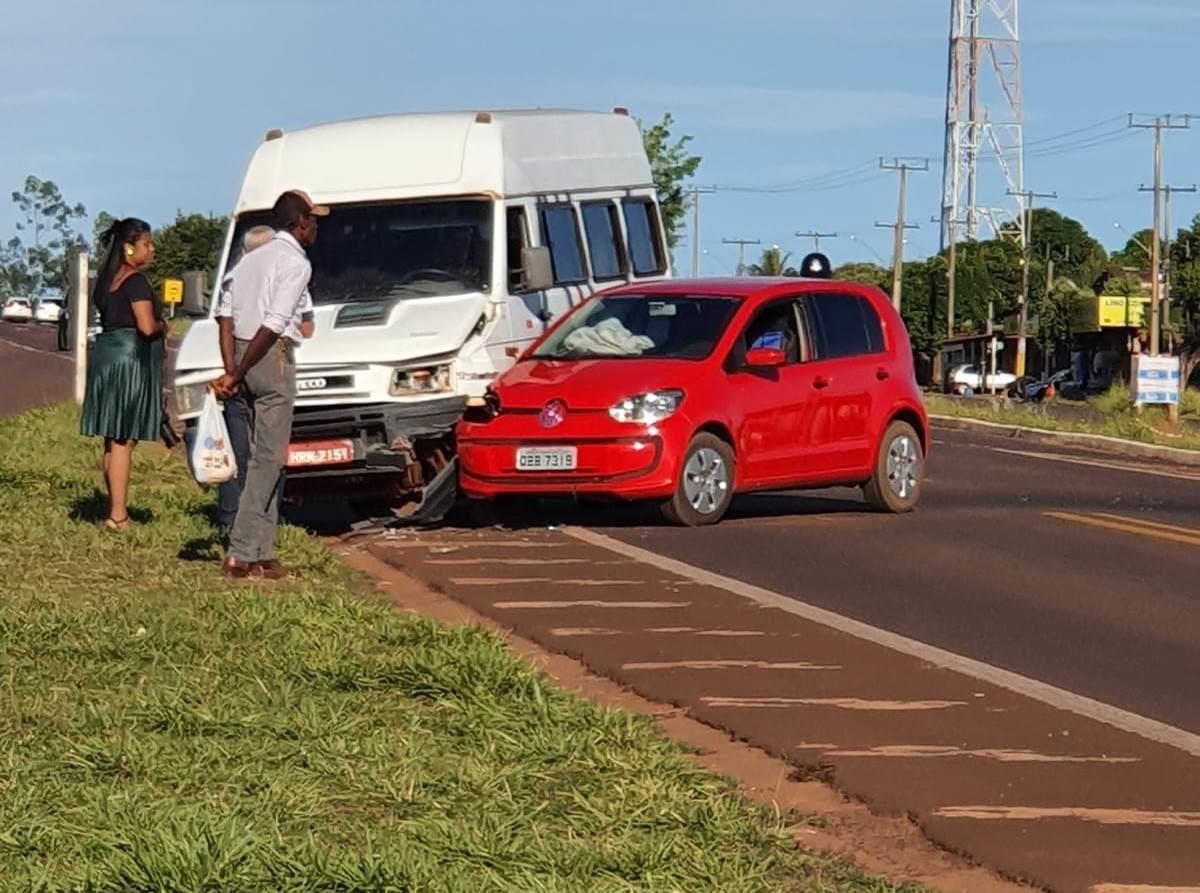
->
xmin=0 ymin=320 xmax=72 ymax=416
xmin=599 ymin=428 xmax=1200 ymax=735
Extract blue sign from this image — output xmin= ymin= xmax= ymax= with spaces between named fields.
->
xmin=1134 ymin=356 xmax=1181 ymax=405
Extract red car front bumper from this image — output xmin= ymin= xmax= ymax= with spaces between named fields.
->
xmin=456 ymin=410 xmax=686 ymax=501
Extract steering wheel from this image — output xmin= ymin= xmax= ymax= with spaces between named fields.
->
xmin=399 ymin=268 xmax=458 ymax=284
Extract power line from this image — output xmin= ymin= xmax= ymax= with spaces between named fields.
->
xmin=877 ymin=157 xmax=928 ymax=313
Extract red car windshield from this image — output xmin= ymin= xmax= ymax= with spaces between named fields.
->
xmin=531 ymin=295 xmax=739 ymax=361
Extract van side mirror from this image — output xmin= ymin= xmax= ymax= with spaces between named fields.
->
xmin=181 ymin=270 xmax=209 ymax=316
xmin=519 ymin=246 xmax=553 ymax=293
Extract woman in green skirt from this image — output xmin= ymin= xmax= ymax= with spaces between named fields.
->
xmin=80 ymin=218 xmax=165 ymax=531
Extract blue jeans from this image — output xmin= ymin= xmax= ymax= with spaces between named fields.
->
xmin=217 ymin=390 xmax=254 ymax=535
xmin=181 ymin=390 xmax=284 ymax=538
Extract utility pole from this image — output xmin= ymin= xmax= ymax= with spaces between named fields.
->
xmin=795 ymin=231 xmax=838 ymax=253
xmin=722 ymin=238 xmax=761 ymax=276
xmin=1007 ymin=187 xmax=1056 ymax=378
xmin=933 ymin=213 xmax=968 ymax=338
xmin=1139 ymin=183 xmax=1198 ymax=341
xmin=1128 ymin=115 xmax=1191 ymax=357
xmin=878 ymin=157 xmax=928 ymax=312
xmin=685 ymin=186 xmax=716 ymax=278
xmin=1043 ymin=244 xmax=1055 ymax=378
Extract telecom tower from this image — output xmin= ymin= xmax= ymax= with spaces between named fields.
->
xmin=940 ymin=0 xmax=1026 ymax=252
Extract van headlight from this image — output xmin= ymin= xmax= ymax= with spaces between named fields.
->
xmin=390 ymin=364 xmax=452 ymax=396
xmin=175 ymin=381 xmax=211 ymax=416
xmin=609 ymin=390 xmax=684 ymax=424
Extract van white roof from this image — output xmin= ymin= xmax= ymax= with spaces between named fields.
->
xmin=234 ymin=109 xmax=654 ymax=213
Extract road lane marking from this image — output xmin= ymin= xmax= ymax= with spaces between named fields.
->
xmin=451 ymin=577 xmax=642 ymax=586
xmin=0 ymin=334 xmax=74 ymax=363
xmin=993 ymin=447 xmax=1200 ymax=482
xmin=702 ymin=697 xmax=965 ymax=711
xmin=550 ymin=627 xmax=622 ymax=637
xmin=381 ymin=540 xmax=567 ymax=549
xmin=623 ymin=660 xmax=840 ymax=671
xmin=1045 ymin=511 xmax=1200 ymax=547
xmin=564 ymin=526 xmax=1200 ymax=757
xmin=826 ymin=744 xmax=1138 ymax=764
xmin=933 ymin=806 xmax=1200 ymax=827
xmin=645 ymin=627 xmax=767 ymax=637
xmin=493 ymin=600 xmax=690 ymax=610
xmin=1093 ymin=886 xmax=1200 ymax=893
xmin=426 ymin=557 xmax=595 ymax=566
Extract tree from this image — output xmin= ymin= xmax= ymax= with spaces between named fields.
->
xmin=90 ymin=210 xmax=116 ymax=267
xmin=1036 ymin=276 xmax=1092 ymax=368
xmin=1110 ymin=229 xmax=1154 ymax=271
xmin=1025 ymin=209 xmax=1108 ymax=288
xmin=747 ymin=246 xmax=797 ymax=277
xmin=9 ymin=175 xmax=87 ymax=295
xmin=150 ymin=212 xmax=229 ymax=287
xmin=638 ymin=113 xmax=701 ymax=252
xmin=833 ymin=262 xmax=890 ymax=291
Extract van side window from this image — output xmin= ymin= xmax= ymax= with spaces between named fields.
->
xmin=581 ymin=202 xmax=627 ymax=281
xmin=623 ymin=199 xmax=666 ymax=276
xmin=506 ymin=206 xmax=529 ymax=290
xmin=540 ymin=205 xmax=587 ymax=284
xmin=806 ymin=293 xmax=883 ymax=360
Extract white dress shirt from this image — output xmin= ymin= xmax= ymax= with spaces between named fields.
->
xmin=215 ymin=231 xmax=313 ymax=345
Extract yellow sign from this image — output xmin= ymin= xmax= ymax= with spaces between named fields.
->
xmin=161 ymin=278 xmax=183 ymax=305
xmin=1098 ymin=294 xmax=1150 ymax=329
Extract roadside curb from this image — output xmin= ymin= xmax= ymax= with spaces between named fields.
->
xmin=929 ymin=413 xmax=1200 ymax=467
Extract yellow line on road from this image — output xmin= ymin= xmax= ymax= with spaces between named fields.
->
xmin=827 ymin=744 xmax=1138 ymax=764
xmin=623 ymin=660 xmax=840 ymax=671
xmin=1045 ymin=511 xmax=1200 ymax=547
xmin=934 ymin=805 xmax=1200 ymax=827
xmin=702 ymin=696 xmax=965 ymax=711
xmin=493 ymin=600 xmax=690 ymax=610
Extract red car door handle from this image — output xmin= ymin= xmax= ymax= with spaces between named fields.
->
xmin=876 ymin=367 xmax=890 ymax=380
xmin=813 ymin=376 xmax=831 ymax=390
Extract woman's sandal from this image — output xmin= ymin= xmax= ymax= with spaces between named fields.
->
xmin=103 ymin=516 xmax=131 ymax=532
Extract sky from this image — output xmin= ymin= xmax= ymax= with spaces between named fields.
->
xmin=2 ymin=0 xmax=1200 ymax=275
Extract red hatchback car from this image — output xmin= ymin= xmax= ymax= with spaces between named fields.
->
xmin=457 ymin=277 xmax=928 ymax=526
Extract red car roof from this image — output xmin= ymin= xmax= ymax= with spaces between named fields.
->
xmin=599 ymin=276 xmax=880 ymax=300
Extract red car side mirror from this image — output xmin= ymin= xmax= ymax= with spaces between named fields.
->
xmin=745 ymin=347 xmax=786 ymax=368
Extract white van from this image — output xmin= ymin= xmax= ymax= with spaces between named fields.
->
xmin=173 ymin=108 xmax=671 ymax=520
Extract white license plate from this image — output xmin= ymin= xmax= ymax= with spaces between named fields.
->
xmin=515 ymin=446 xmax=577 ymax=472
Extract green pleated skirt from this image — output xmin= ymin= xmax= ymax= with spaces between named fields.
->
xmin=80 ymin=329 xmax=163 ymax=443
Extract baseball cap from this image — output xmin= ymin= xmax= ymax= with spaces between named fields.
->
xmin=273 ymin=189 xmax=330 ymax=227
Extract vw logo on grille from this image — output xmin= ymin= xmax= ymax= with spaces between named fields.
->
xmin=538 ymin=399 xmax=566 ymax=429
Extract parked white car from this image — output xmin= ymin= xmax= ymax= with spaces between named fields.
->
xmin=2 ymin=297 xmax=33 ymax=323
xmin=34 ymin=297 xmax=64 ymax=324
xmin=949 ymin=363 xmax=1017 ymax=394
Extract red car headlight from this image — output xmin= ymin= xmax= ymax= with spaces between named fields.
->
xmin=608 ymin=390 xmax=684 ymax=424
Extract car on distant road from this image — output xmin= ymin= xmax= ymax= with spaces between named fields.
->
xmin=948 ymin=363 xmax=1017 ymax=395
xmin=2 ymin=297 xmax=33 ymax=323
xmin=457 ymin=274 xmax=929 ymax=526
xmin=33 ymin=297 xmax=64 ymax=324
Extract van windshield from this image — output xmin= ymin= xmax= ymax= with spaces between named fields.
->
xmin=226 ymin=198 xmax=492 ymax=304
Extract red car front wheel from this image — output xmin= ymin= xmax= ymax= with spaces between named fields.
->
xmin=661 ymin=433 xmax=735 ymax=527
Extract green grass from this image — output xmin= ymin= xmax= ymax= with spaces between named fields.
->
xmin=0 ymin=404 xmax=919 ymax=893
xmin=924 ymin=388 xmax=1200 ymax=452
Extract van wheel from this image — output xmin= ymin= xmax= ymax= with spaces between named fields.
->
xmin=863 ymin=421 xmax=923 ymax=514
xmin=661 ymin=433 xmax=735 ymax=527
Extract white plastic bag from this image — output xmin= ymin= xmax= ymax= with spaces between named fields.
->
xmin=191 ymin=392 xmax=237 ymax=485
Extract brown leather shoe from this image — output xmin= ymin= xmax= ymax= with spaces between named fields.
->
xmin=253 ymin=559 xmax=289 ymax=581
xmin=222 ymin=557 xmax=254 ymax=579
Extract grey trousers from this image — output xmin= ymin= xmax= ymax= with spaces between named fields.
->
xmin=228 ymin=339 xmax=295 ymax=564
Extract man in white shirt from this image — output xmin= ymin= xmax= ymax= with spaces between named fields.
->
xmin=212 ymin=225 xmax=281 ymax=542
xmin=213 ymin=189 xmax=328 ymax=580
